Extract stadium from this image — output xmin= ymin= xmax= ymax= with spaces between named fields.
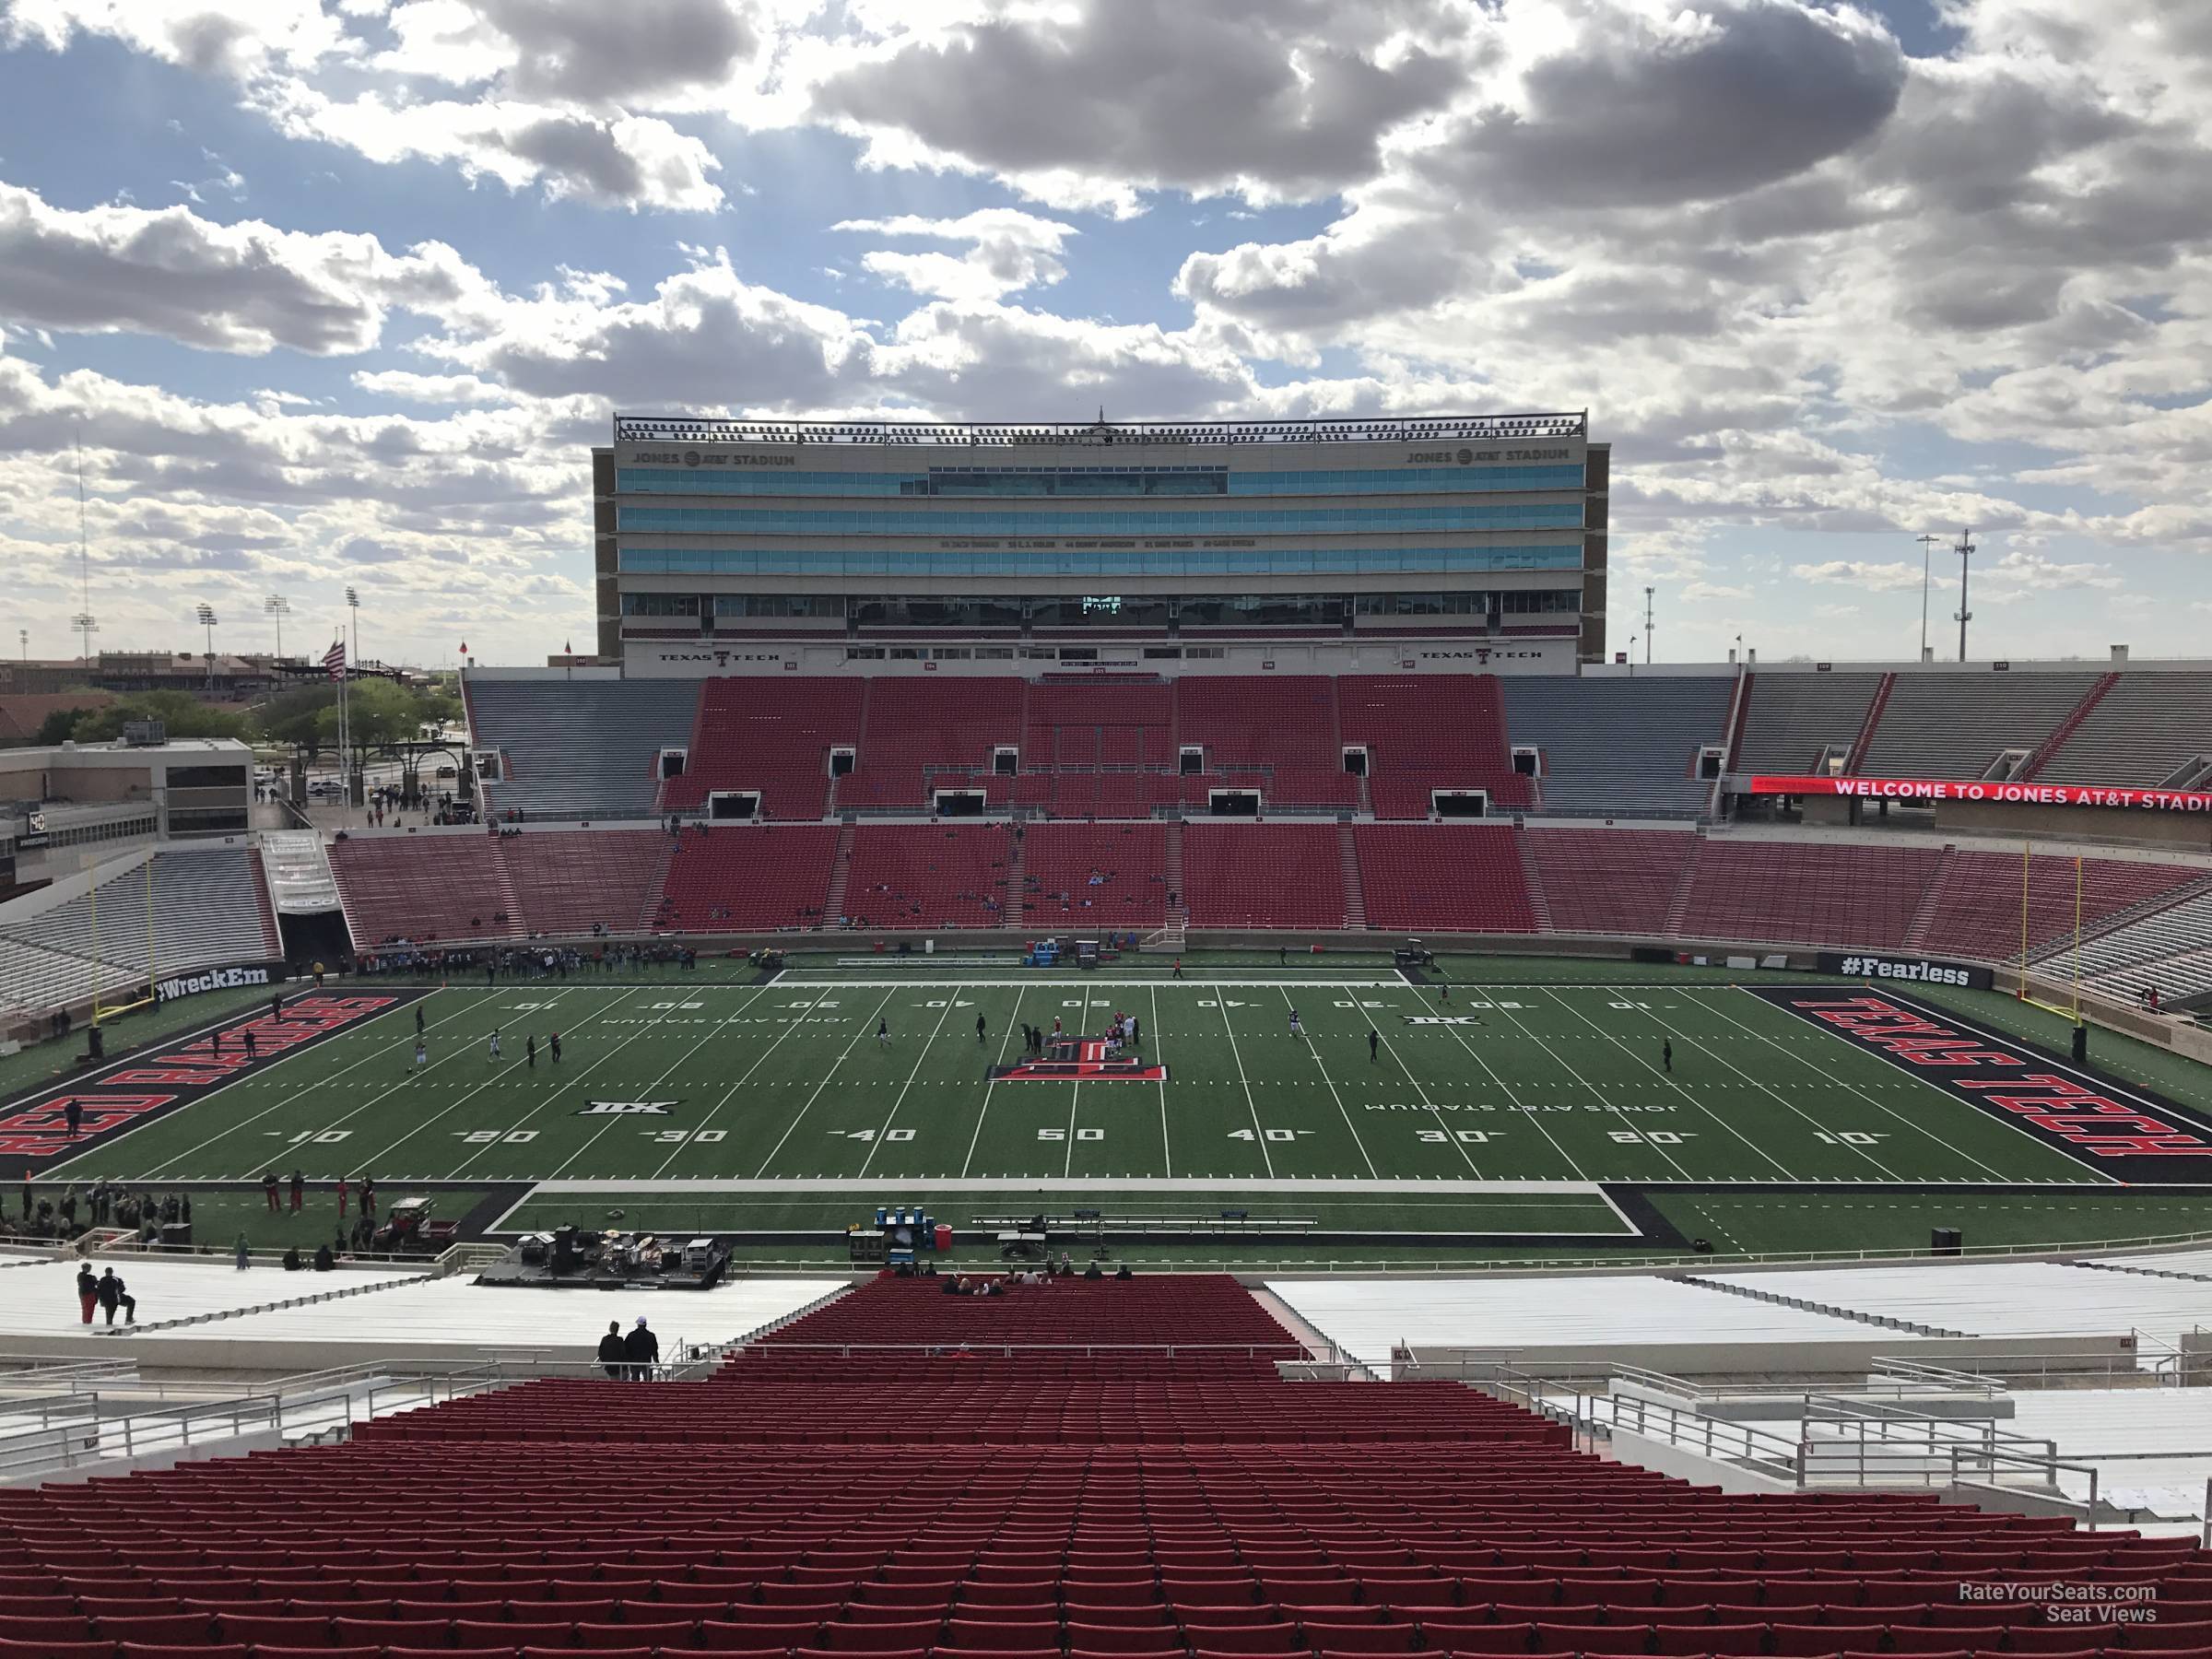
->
xmin=5 ymin=410 xmax=2212 ymax=1630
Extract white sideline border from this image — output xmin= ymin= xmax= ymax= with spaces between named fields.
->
xmin=486 ymin=1176 xmax=1641 ymax=1241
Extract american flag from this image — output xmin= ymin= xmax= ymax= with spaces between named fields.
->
xmin=323 ymin=640 xmax=346 ymax=680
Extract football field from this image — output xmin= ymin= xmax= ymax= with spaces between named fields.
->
xmin=27 ymin=949 xmax=2212 ymax=1262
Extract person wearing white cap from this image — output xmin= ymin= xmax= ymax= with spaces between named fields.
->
xmin=622 ymin=1314 xmax=660 ymax=1381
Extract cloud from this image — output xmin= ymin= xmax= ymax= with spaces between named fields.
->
xmin=0 ymin=0 xmax=347 ymax=79
xmin=0 ymin=182 xmax=495 ymax=355
xmin=1797 ymin=559 xmax=1929 ymax=594
xmin=833 ymin=209 xmax=1077 ymax=303
xmin=806 ymin=0 xmax=1467 ymax=208
xmin=258 ymin=86 xmax=726 ymax=211
xmin=375 ymin=0 xmax=762 ymax=107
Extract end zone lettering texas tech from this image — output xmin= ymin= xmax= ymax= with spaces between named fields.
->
xmin=0 ymin=993 xmax=408 ymax=1164
xmin=1746 ymin=988 xmax=2212 ymax=1178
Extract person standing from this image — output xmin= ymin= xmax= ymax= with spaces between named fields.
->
xmin=1662 ymin=1039 xmax=1673 ymax=1075
xmin=414 ymin=1035 xmax=429 ymax=1072
xmin=64 ymin=1100 xmax=83 ymax=1142
xmin=241 ymin=1028 xmax=257 ymax=1061
xmin=210 ymin=1030 xmax=224 ymax=1059
xmin=526 ymin=1034 xmax=537 ymax=1069
xmin=234 ymin=1232 xmax=252 ymax=1271
xmin=288 ymin=1170 xmax=304 ymax=1213
xmin=269 ymin=992 xmax=283 ymax=1022
xmin=360 ymin=1176 xmax=376 ymax=1221
xmin=624 ymin=1316 xmax=660 ymax=1381
xmin=598 ymin=1320 xmax=627 ymax=1381
xmin=549 ymin=1031 xmax=561 ymax=1064
xmin=76 ymin=1264 xmax=100 ymax=1325
xmin=976 ymin=1014 xmax=987 ymax=1045
xmin=416 ymin=1004 xmax=427 ymax=1036
xmin=488 ymin=1028 xmax=501 ymax=1061
xmin=263 ymin=1171 xmax=280 ymax=1213
xmin=1288 ymin=1007 xmax=1304 ymax=1039
xmin=335 ymin=1175 xmax=349 ymax=1219
xmin=96 ymin=1267 xmax=135 ymax=1326
xmin=877 ymin=1018 xmax=890 ymax=1049
xmin=1369 ymin=1028 xmax=1380 ymax=1063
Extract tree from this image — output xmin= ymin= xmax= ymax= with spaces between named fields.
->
xmin=314 ymin=677 xmax=423 ymax=750
xmin=32 ymin=706 xmax=93 ymax=745
xmin=254 ymin=685 xmax=338 ymax=753
xmin=70 ymin=692 xmax=244 ymax=743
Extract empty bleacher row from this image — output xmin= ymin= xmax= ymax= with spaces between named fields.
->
xmin=325 ymin=817 xmax=2212 ymax=961
xmin=1 ymin=1273 xmax=2201 ymax=1659
xmin=467 ymin=677 xmax=700 ymax=820
xmin=465 ymin=667 xmax=2212 ymax=836
xmin=0 ymin=847 xmax=280 ymax=1018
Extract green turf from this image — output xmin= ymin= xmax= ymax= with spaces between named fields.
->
xmin=27 ymin=953 xmax=2212 ymax=1264
xmin=1650 ymin=1189 xmax=2212 ymax=1258
xmin=36 ymin=970 xmax=2111 ymax=1187
xmin=0 ymin=979 xmax=277 ymax=1100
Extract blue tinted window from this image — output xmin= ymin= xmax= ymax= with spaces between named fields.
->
xmin=615 ymin=503 xmax=1583 ymax=536
xmin=618 ymin=544 xmax=1583 ymax=578
xmin=616 ymin=462 xmax=1584 ymax=498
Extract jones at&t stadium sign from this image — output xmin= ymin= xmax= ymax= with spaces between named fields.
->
xmin=1747 ymin=774 xmax=2212 ymax=814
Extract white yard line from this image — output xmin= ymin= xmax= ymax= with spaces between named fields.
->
xmin=1367 ymin=1008 xmax=1481 ymax=1176
xmin=648 ymin=989 xmax=829 ymax=1180
xmin=1418 ymin=998 xmax=1593 ymax=1182
xmin=1524 ymin=988 xmax=1728 ymax=1182
xmin=547 ymin=984 xmax=777 ymax=1180
xmin=1626 ymin=994 xmax=1886 ymax=1181
xmin=1212 ymin=995 xmax=1275 ymax=1178
xmin=1276 ymin=987 xmax=1377 ymax=1179
xmin=71 ymin=990 xmax=499 ymax=1181
xmin=857 ymin=992 xmax=962 ymax=1178
xmin=1149 ymin=984 xmax=1171 ymax=1179
xmin=959 ymin=992 xmax=1029 ymax=1179
xmin=1704 ymin=986 xmax=2037 ymax=1182
xmin=752 ymin=988 xmax=899 ymax=1178
xmin=379 ymin=987 xmax=674 ymax=1177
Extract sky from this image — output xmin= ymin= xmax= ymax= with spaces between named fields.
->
xmin=0 ymin=0 xmax=2208 ymax=669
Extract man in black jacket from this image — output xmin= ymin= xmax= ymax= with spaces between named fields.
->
xmin=623 ymin=1316 xmax=660 ymax=1381
xmin=597 ymin=1320 xmax=627 ymax=1380
xmin=96 ymin=1267 xmax=135 ymax=1326
xmin=76 ymin=1265 xmax=99 ymax=1325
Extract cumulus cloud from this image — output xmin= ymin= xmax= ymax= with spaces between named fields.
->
xmin=806 ymin=0 xmax=1468 ymax=208
xmin=833 ymin=210 xmax=1077 ymax=303
xmin=375 ymin=0 xmax=762 ymax=107
xmin=258 ymin=86 xmax=726 ymax=210
xmin=0 ymin=182 xmax=494 ymax=355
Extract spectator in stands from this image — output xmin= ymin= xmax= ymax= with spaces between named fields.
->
xmin=289 ymin=1170 xmax=304 ymax=1212
xmin=313 ymin=1242 xmax=334 ymax=1272
xmin=76 ymin=1264 xmax=99 ymax=1324
xmin=97 ymin=1267 xmax=135 ymax=1325
xmin=624 ymin=1316 xmax=659 ymax=1381
xmin=335 ymin=1175 xmax=348 ymax=1218
xmin=599 ymin=1321 xmax=627 ymax=1379
xmin=262 ymin=1171 xmax=280 ymax=1213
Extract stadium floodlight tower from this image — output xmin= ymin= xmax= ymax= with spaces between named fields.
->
xmin=195 ymin=602 xmax=218 ymax=691
xmin=1952 ymin=527 xmax=1975 ymax=663
xmin=265 ymin=593 xmax=289 ymax=660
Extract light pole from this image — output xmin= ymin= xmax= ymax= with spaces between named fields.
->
xmin=1953 ymin=527 xmax=1975 ymax=663
xmin=1915 ymin=535 xmax=1940 ymax=662
xmin=347 ymin=586 xmax=361 ymax=669
xmin=1643 ymin=586 xmax=1654 ymax=665
xmin=16 ymin=629 xmax=24 ymax=665
xmin=194 ymin=603 xmax=218 ymax=692
xmin=265 ymin=594 xmax=289 ymax=662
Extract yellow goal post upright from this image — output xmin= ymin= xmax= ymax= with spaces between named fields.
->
xmin=87 ymin=855 xmax=159 ymax=1026
xmin=2012 ymin=840 xmax=2087 ymax=1026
